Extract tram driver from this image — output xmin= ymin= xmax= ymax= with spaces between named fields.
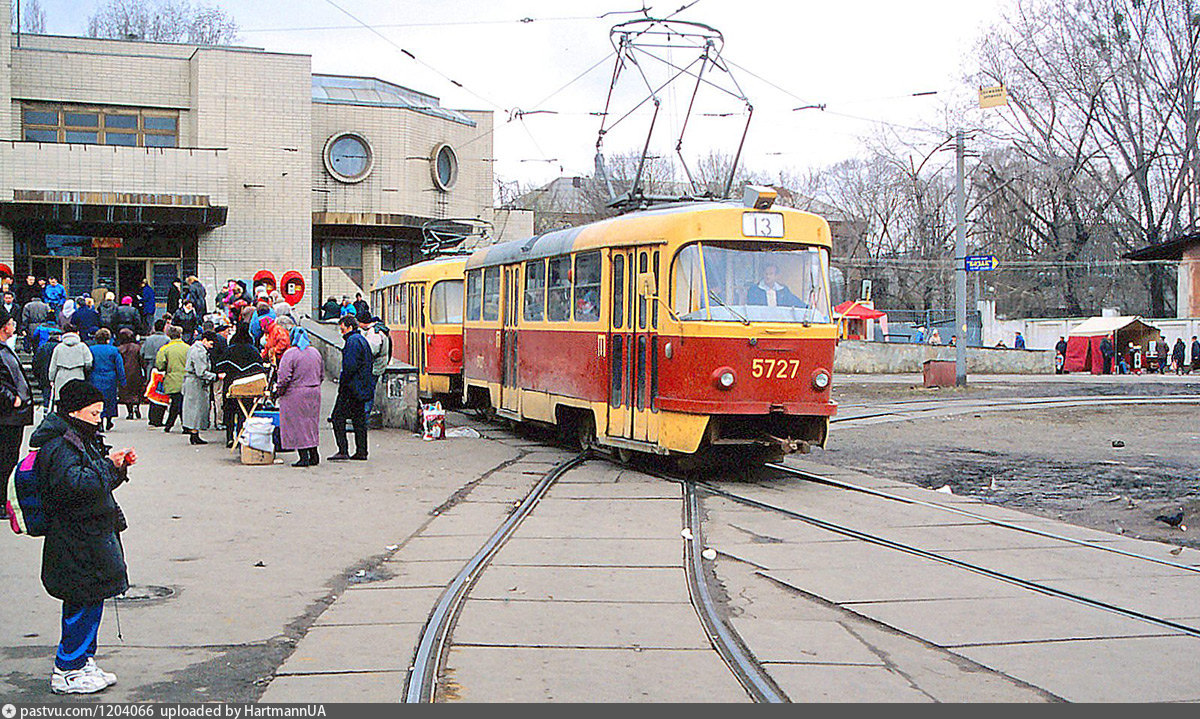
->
xmin=746 ymin=263 xmax=806 ymax=308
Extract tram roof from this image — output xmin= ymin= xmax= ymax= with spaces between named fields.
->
xmin=465 ymin=202 xmax=831 ymax=270
xmin=374 ymin=255 xmax=468 ymax=291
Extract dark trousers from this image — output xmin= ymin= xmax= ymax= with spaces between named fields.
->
xmin=148 ymin=402 xmax=166 ymax=426
xmin=56 ymin=602 xmax=103 ymax=671
xmin=0 ymin=424 xmax=24 ymax=519
xmin=164 ymin=393 xmax=183 ymax=430
xmin=223 ymin=397 xmax=245 ymax=445
xmin=331 ymin=393 xmax=367 ymax=457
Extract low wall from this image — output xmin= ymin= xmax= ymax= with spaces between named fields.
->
xmin=834 ymin=339 xmax=1054 ymax=374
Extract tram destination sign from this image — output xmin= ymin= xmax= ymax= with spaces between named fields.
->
xmin=964 ymin=255 xmax=998 ymax=272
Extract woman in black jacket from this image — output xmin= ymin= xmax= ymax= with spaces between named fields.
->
xmin=215 ymin=323 xmax=266 ymax=448
xmin=33 ymin=379 xmax=138 ymax=694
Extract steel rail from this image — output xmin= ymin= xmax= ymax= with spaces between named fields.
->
xmin=766 ymin=463 xmax=1200 ymax=575
xmin=831 ymin=395 xmax=1200 ymax=424
xmin=681 ymin=483 xmax=789 ymax=703
xmin=695 ymin=481 xmax=1200 ymax=640
xmin=402 ymin=452 xmax=588 ymax=703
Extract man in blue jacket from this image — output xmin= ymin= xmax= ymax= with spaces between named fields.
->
xmin=42 ymin=277 xmax=67 ymax=311
xmin=139 ymin=278 xmax=156 ymax=328
xmin=329 ymin=315 xmax=372 ymax=461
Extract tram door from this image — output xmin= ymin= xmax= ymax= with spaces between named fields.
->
xmin=409 ymin=284 xmax=427 ymax=391
xmin=607 ymin=247 xmax=660 ymax=444
xmin=499 ymin=265 xmax=521 ymax=414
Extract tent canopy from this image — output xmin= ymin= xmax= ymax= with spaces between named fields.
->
xmin=1068 ymin=316 xmax=1158 ymax=337
xmin=834 ymin=301 xmax=887 ymax=320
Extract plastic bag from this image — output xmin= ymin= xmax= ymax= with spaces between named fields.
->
xmin=421 ymin=402 xmax=445 ymax=441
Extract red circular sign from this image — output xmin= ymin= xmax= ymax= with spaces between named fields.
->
xmin=252 ymin=270 xmax=277 ymax=296
xmin=280 ymin=270 xmax=306 ymax=306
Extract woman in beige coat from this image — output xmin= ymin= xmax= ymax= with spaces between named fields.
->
xmin=48 ymin=329 xmax=93 ymax=409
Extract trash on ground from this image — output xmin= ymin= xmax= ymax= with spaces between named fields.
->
xmin=701 ymin=548 xmax=717 ymax=560
xmin=680 ymin=527 xmax=693 ymax=540
xmin=445 ymin=427 xmax=481 ymax=439
xmin=422 ymin=402 xmax=446 ymax=441
xmin=1112 ymin=440 xmax=1126 ymax=448
xmin=935 ymin=485 xmax=954 ymax=494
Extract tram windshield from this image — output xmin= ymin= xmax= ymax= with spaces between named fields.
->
xmin=672 ymin=242 xmax=832 ymax=324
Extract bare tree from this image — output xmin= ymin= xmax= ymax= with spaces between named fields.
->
xmin=86 ymin=0 xmax=238 ymax=45
xmin=14 ymin=0 xmax=46 ymax=33
xmin=975 ymin=0 xmax=1199 ymax=316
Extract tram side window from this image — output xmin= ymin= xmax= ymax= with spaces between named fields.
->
xmin=547 ymin=256 xmax=572 ymax=322
xmin=431 ymin=280 xmax=464 ymax=324
xmin=466 ymin=270 xmax=482 ymax=321
xmin=482 ymin=267 xmax=501 ymax=322
xmin=524 ymin=259 xmax=546 ymax=321
xmin=398 ymin=285 xmax=408 ymax=324
xmin=574 ymin=251 xmax=601 ymax=322
xmin=612 ymin=254 xmax=625 ymax=329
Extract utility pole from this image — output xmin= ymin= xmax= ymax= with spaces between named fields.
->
xmin=955 ymin=130 xmax=967 ymax=387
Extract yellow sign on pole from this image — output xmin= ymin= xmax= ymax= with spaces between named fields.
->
xmin=979 ymin=84 xmax=1008 ymax=108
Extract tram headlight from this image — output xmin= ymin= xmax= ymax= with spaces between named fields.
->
xmin=811 ymin=369 xmax=831 ymax=390
xmin=712 ymin=367 xmax=736 ymax=390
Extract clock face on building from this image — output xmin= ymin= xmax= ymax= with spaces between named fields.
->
xmin=323 ymin=132 xmax=373 ymax=183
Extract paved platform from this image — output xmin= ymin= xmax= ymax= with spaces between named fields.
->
xmin=705 ymin=459 xmax=1200 ymax=702
xmin=3 ymin=377 xmax=1196 ymax=702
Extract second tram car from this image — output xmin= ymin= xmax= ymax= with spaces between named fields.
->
xmin=460 ymin=192 xmax=837 ymax=461
xmin=372 ymin=256 xmax=467 ymax=402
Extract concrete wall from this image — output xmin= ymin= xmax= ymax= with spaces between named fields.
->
xmin=1182 ymin=247 xmax=1199 ymax=319
xmin=189 ymin=48 xmax=312 ymax=307
xmin=833 ymin=339 xmax=1054 ymax=374
xmin=1 ymin=2 xmax=12 ymax=141
xmin=0 ymin=141 xmax=228 ymax=203
xmin=312 ymin=104 xmax=492 ymax=221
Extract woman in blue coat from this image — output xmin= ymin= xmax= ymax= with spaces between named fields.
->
xmin=87 ymin=329 xmax=125 ymax=431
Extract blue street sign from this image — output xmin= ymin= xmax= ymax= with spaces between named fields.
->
xmin=964 ymin=255 xmax=998 ymax=272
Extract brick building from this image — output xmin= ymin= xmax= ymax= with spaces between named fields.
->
xmin=0 ymin=5 xmax=530 ymax=312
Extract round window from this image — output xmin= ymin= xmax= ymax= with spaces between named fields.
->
xmin=323 ymin=132 xmax=373 ymax=183
xmin=431 ymin=143 xmax=458 ymax=191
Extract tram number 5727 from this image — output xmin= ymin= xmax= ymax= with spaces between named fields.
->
xmin=751 ymin=358 xmax=801 ymax=379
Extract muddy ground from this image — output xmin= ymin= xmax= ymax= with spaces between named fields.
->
xmin=817 ymin=384 xmax=1200 ymax=549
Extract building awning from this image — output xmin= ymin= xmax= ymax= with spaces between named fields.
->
xmin=834 ymin=301 xmax=887 ymax=320
xmin=0 ymin=201 xmax=227 ymax=229
xmin=1124 ymin=232 xmax=1200 ymax=261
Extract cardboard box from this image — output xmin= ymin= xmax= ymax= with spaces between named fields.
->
xmin=228 ymin=374 xmax=269 ymax=397
xmin=240 ymin=445 xmax=274 ymax=465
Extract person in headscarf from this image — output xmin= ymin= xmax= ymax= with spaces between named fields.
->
xmin=112 ymin=296 xmax=142 ymax=336
xmin=57 ymin=298 xmax=77 ymax=330
xmin=116 ymin=329 xmax=145 ymax=420
xmin=86 ymin=329 xmax=124 ymax=432
xmin=260 ymin=314 xmax=293 ymax=365
xmin=275 ymin=326 xmax=323 ymax=467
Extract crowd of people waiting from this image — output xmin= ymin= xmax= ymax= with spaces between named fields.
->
xmin=0 ymin=272 xmax=393 ymax=695
xmin=5 ymin=272 xmax=392 ymax=467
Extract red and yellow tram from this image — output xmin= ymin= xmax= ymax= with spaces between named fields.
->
xmin=461 ymin=193 xmax=837 ymax=461
xmin=371 ymin=256 xmax=466 ymax=402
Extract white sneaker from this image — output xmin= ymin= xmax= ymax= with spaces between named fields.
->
xmin=50 ymin=667 xmax=108 ymax=694
xmin=84 ymin=658 xmax=117 ymax=686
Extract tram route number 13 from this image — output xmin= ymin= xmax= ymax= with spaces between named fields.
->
xmin=742 ymin=212 xmax=785 ymax=238
xmin=751 ymin=358 xmax=801 ymax=379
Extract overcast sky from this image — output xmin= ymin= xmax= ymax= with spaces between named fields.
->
xmin=28 ymin=0 xmax=1012 ymax=188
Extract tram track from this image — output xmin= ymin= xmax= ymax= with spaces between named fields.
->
xmin=764 ymin=462 xmax=1200 ymax=575
xmin=688 ymin=479 xmax=1200 ymax=641
xmin=831 ymin=393 xmax=1200 ymax=424
xmin=403 ymin=452 xmax=588 ymax=703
